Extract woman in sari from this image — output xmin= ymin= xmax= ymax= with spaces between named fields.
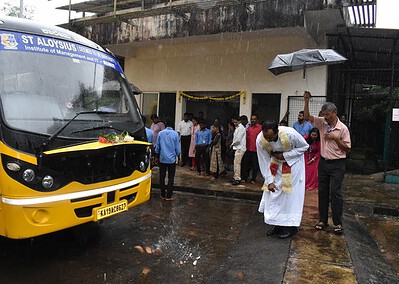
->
xmin=305 ymin=127 xmax=321 ymax=190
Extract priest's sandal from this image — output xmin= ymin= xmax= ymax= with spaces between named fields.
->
xmin=315 ymin=222 xmax=328 ymax=231
xmin=278 ymin=227 xmax=297 ymax=239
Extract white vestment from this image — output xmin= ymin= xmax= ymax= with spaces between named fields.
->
xmin=256 ymin=126 xmax=309 ymax=227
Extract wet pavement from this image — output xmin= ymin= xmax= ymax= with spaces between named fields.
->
xmin=152 ymin=167 xmax=399 ymax=283
xmin=0 ymin=167 xmax=397 ymax=283
xmin=0 ymin=193 xmax=259 ymax=283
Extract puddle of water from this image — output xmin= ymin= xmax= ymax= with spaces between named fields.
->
xmin=358 ymin=215 xmax=399 ymax=275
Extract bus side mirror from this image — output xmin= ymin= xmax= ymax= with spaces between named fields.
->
xmin=129 ymin=83 xmax=142 ymax=95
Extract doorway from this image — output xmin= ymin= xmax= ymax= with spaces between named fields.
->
xmin=252 ymin=93 xmax=281 ymax=124
xmin=159 ymin=92 xmax=176 ymax=127
xmin=185 ymin=92 xmax=240 ymax=128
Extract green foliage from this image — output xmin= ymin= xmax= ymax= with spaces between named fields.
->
xmin=369 ymin=85 xmax=399 ymax=97
xmin=0 ymin=1 xmax=34 ymax=19
xmin=352 ymin=85 xmax=399 ymax=122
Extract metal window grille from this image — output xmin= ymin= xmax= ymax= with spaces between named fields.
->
xmin=287 ymin=96 xmax=326 ymax=127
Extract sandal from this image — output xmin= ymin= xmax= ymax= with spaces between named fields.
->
xmin=315 ymin=222 xmax=328 ymax=231
xmin=333 ymin=225 xmax=343 ymax=234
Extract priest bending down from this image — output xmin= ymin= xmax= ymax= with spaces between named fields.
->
xmin=256 ymin=120 xmax=309 ymax=239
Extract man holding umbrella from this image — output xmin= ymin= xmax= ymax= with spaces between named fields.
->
xmin=303 ymin=91 xmax=351 ymax=234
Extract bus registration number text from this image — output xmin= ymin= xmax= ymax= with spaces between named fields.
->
xmin=94 ymin=200 xmax=128 ymax=221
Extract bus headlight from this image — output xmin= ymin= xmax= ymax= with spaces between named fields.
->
xmin=139 ymin=161 xmax=146 ymax=172
xmin=22 ymin=169 xmax=35 ymax=182
xmin=138 ymin=146 xmax=151 ymax=172
xmin=6 ymin=162 xmax=21 ymax=172
xmin=2 ymin=154 xmax=62 ymax=192
xmin=42 ymin=175 xmax=54 ymax=189
xmin=144 ymin=153 xmax=150 ymax=164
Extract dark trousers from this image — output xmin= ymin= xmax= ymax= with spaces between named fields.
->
xmin=318 ymin=157 xmax=346 ymax=226
xmin=241 ymin=151 xmax=259 ymax=181
xmin=180 ymin=135 xmax=191 ymax=166
xmin=195 ymin=145 xmax=210 ymax=174
xmin=159 ymin=163 xmax=176 ymax=198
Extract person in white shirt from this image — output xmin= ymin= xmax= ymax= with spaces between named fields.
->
xmin=177 ymin=112 xmax=193 ymax=167
xmin=230 ymin=115 xmax=247 ymax=185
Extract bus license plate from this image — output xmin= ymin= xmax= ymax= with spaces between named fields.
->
xmin=94 ymin=200 xmax=128 ymax=221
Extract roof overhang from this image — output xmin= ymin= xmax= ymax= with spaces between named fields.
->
xmin=58 ymin=0 xmax=250 ymax=26
xmin=328 ymin=27 xmax=399 ymax=87
xmin=57 ymin=0 xmax=143 ymax=14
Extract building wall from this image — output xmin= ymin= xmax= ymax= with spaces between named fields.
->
xmin=73 ymin=0 xmax=325 ymax=45
xmin=111 ymin=28 xmax=326 ymax=126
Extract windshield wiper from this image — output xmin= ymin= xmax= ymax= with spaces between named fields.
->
xmin=38 ymin=111 xmax=108 ymax=152
xmin=69 ymin=125 xmax=125 ymax=135
xmin=36 ymin=110 xmax=109 ymax=168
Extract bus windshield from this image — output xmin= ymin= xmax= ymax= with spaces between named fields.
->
xmin=0 ymin=41 xmax=142 ymax=139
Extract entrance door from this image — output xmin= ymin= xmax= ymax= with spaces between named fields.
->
xmin=159 ymin=92 xmax=176 ymax=126
xmin=252 ymin=93 xmax=281 ymax=124
xmin=185 ymin=92 xmax=240 ymax=128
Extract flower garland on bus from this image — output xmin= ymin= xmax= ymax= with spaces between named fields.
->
xmin=178 ymin=90 xmax=246 ymax=104
xmin=99 ymin=131 xmax=134 ymax=143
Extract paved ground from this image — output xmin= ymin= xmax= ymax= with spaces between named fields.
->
xmin=152 ymin=166 xmax=399 ymax=283
xmin=0 ymin=193 xmax=260 ymax=283
xmin=0 ymin=167 xmax=397 ymax=283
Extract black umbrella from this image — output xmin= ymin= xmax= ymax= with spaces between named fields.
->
xmin=268 ymin=49 xmax=347 ymax=78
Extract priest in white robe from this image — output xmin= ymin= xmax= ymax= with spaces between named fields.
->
xmin=256 ymin=121 xmax=309 ymax=238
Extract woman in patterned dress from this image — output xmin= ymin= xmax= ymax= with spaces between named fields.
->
xmin=209 ymin=124 xmax=227 ymax=181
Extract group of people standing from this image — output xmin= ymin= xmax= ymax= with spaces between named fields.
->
xmin=229 ymin=115 xmax=263 ymax=185
xmin=170 ymin=112 xmax=264 ymax=186
xmin=145 ymin=111 xmax=264 ymax=199
xmin=185 ymin=113 xmax=264 ymax=186
xmin=144 ymin=91 xmax=351 ymax=240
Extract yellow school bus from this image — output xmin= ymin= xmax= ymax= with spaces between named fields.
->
xmin=0 ymin=16 xmax=151 ymax=239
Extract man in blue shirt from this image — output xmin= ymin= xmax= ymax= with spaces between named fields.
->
xmin=155 ymin=121 xmax=181 ymax=200
xmin=293 ymin=111 xmax=313 ymax=137
xmin=194 ymin=120 xmax=212 ymax=176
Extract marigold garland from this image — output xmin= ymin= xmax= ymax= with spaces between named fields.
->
xmin=99 ymin=131 xmax=134 ymax=143
xmin=178 ymin=91 xmax=246 ymax=104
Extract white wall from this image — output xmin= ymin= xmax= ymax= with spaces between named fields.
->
xmin=110 ymin=27 xmax=326 ymax=124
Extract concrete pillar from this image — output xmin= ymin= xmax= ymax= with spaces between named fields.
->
xmin=175 ymin=91 xmax=184 ymax=129
xmin=239 ymin=91 xmax=251 ymax=117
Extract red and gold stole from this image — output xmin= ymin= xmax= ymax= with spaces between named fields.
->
xmin=261 ymin=129 xmax=293 ymax=193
